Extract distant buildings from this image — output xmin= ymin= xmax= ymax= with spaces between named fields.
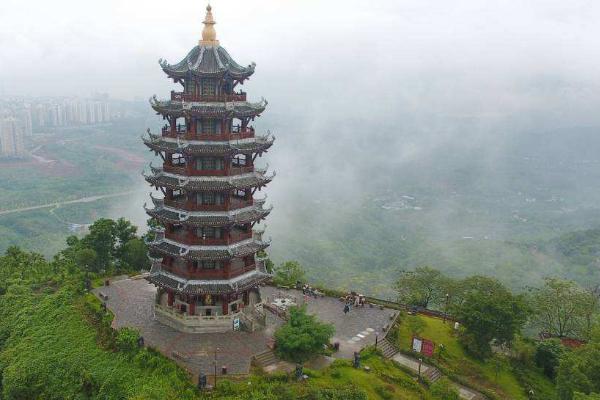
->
xmin=0 ymin=117 xmax=25 ymax=157
xmin=0 ymin=95 xmax=123 ymax=158
xmin=30 ymin=97 xmax=112 ymax=128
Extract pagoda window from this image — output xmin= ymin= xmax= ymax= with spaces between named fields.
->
xmin=232 ymin=154 xmax=247 ymax=167
xmin=185 ymin=80 xmax=196 ymax=94
xmin=173 ymin=258 xmax=187 ymax=270
xmin=200 ymin=260 xmax=223 ymax=270
xmin=196 ymin=118 xmax=220 ymax=135
xmin=197 ymin=192 xmax=225 ymax=205
xmin=196 ymin=157 xmax=224 ymax=170
xmin=201 ymin=79 xmax=216 ymax=96
xmin=197 ymin=226 xmax=223 ymax=239
xmin=172 ymin=154 xmax=186 ymax=166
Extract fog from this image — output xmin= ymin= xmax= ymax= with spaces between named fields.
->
xmin=2 ymin=0 xmax=600 ymax=289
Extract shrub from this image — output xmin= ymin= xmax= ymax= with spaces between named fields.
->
xmin=430 ymin=378 xmax=460 ymax=400
xmin=115 ymin=327 xmax=140 ymax=353
xmin=275 ymin=305 xmax=334 ymax=363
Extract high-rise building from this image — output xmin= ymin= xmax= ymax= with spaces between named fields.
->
xmin=1 ymin=117 xmax=25 ymax=157
xmin=143 ymin=5 xmax=275 ymax=333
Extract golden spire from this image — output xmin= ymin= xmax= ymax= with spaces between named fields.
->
xmin=200 ymin=4 xmax=220 ymax=46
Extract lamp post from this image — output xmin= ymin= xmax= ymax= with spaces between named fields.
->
xmin=418 ymin=358 xmax=423 ymax=382
xmin=443 ymin=293 xmax=449 ymax=323
xmin=214 ymin=347 xmax=219 ymax=387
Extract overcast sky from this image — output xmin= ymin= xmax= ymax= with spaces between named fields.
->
xmin=1 ymin=0 xmax=599 ymax=102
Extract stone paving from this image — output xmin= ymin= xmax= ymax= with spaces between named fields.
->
xmin=93 ymin=278 xmax=270 ymax=378
xmin=262 ymin=286 xmax=396 ymax=359
xmin=93 ymin=278 xmax=395 ymax=377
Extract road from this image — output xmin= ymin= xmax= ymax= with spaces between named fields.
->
xmin=0 ymin=190 xmax=146 ymax=216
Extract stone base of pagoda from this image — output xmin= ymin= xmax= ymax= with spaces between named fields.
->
xmin=152 ymin=291 xmax=266 ymax=334
xmin=154 ymin=303 xmax=242 ymax=333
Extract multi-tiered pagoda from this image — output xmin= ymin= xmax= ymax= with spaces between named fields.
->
xmin=143 ymin=5 xmax=274 ymax=333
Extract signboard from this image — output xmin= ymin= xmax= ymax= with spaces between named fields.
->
xmin=233 ymin=317 xmax=240 ymax=331
xmin=412 ymin=337 xmax=435 ymax=357
xmin=421 ymin=339 xmax=435 ymax=357
xmin=412 ymin=337 xmax=422 ymax=353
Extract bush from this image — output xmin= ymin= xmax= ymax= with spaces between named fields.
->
xmin=275 ymin=305 xmax=334 ymax=363
xmin=430 ymin=378 xmax=460 ymax=400
xmin=374 ymin=385 xmax=395 ymax=400
xmin=535 ymin=339 xmax=563 ymax=379
xmin=115 ymin=327 xmax=140 ymax=353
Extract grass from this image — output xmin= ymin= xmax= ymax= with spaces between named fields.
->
xmin=394 ymin=313 xmax=554 ymax=400
xmin=0 ymin=285 xmax=199 ymax=399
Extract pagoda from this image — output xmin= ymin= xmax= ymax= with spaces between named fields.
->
xmin=143 ymin=5 xmax=274 ymax=333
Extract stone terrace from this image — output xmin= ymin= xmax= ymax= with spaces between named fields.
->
xmin=93 ymin=278 xmax=395 ymax=377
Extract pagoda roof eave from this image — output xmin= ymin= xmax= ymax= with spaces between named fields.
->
xmin=158 ymin=45 xmax=256 ymax=81
xmin=147 ymin=237 xmax=270 ymax=261
xmin=142 ymin=132 xmax=275 ymax=156
xmin=146 ymin=267 xmax=270 ymax=295
xmin=144 ymin=200 xmax=272 ymax=227
xmin=149 ymin=96 xmax=267 ymax=118
xmin=143 ymin=168 xmax=275 ymax=191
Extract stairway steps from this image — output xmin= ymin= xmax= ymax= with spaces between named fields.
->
xmin=425 ymin=368 xmax=442 ymax=383
xmin=378 ymin=338 xmax=399 ymax=359
xmin=254 ymin=349 xmax=278 ymax=368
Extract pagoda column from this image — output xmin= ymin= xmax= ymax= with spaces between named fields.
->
xmin=222 ymin=294 xmax=228 ymax=315
xmin=189 ymin=299 xmax=196 ymax=316
xmin=167 ymin=291 xmax=174 ymax=307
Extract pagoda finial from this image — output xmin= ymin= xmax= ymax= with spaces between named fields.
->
xmin=200 ymin=4 xmax=220 ymax=46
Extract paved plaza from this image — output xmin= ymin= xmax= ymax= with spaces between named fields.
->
xmin=262 ymin=286 xmax=396 ymax=358
xmin=93 ymin=278 xmax=395 ymax=376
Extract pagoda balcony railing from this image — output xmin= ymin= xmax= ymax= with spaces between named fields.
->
xmin=171 ymin=91 xmax=247 ymax=102
xmin=159 ymin=261 xmax=257 ymax=280
xmin=155 ymin=303 xmax=242 ymax=321
xmin=162 ymin=124 xmax=187 ymax=136
xmin=162 ymin=164 xmax=254 ymax=176
xmin=161 ymin=127 xmax=255 ymax=141
xmin=162 ymin=197 xmax=253 ymax=212
xmin=164 ymin=230 xmax=253 ymax=246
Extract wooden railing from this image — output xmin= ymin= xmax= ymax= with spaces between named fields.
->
xmin=170 ymin=91 xmax=247 ymax=102
xmin=164 ymin=230 xmax=253 ymax=245
xmin=161 ymin=128 xmax=255 ymax=141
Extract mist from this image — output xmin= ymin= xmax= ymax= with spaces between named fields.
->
xmin=2 ymin=0 xmax=600 ymax=294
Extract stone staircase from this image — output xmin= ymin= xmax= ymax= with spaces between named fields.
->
xmin=253 ymin=349 xmax=278 ymax=369
xmin=424 ymin=366 xmax=442 ymax=383
xmin=378 ymin=338 xmax=399 ymax=358
xmin=380 ymin=338 xmax=442 ymax=383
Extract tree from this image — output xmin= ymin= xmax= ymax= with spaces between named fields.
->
xmin=452 ymin=277 xmax=529 ymax=359
xmin=73 ymin=248 xmax=98 ymax=273
xmin=534 ymin=339 xmax=563 ymax=379
xmin=530 ymin=278 xmax=599 ymax=339
xmin=556 ymin=325 xmax=600 ymax=400
xmin=82 ymin=218 xmax=117 ymax=271
xmin=273 ymin=261 xmax=305 ymax=287
xmin=114 ymin=218 xmax=137 ymax=257
xmin=394 ymin=266 xmax=447 ymax=308
xmin=120 ymin=238 xmax=150 ymax=271
xmin=274 ymin=305 xmax=334 ymax=363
